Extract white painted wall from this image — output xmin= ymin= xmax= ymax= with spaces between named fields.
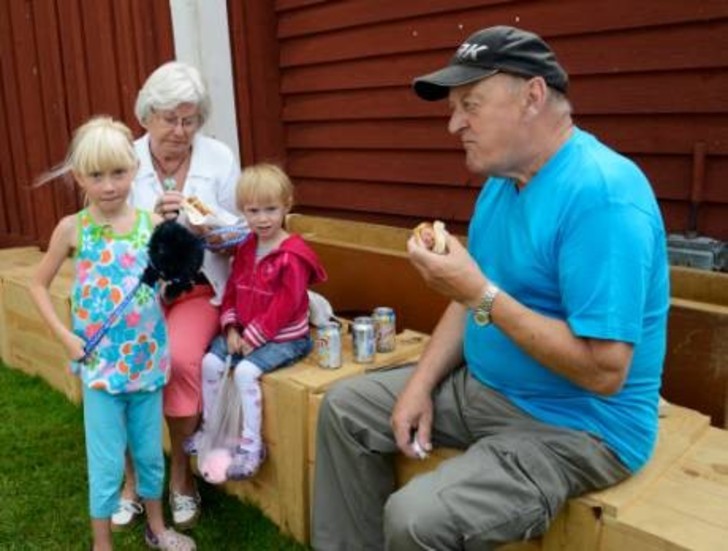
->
xmin=169 ymin=0 xmax=241 ymax=165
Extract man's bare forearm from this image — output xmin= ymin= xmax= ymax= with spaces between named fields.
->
xmin=406 ymin=301 xmax=467 ymax=393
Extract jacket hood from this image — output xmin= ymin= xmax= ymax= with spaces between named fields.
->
xmin=257 ymin=234 xmax=327 ymax=285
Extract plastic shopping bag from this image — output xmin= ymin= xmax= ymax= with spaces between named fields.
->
xmin=198 ymin=356 xmax=243 ymax=484
xmin=308 ymin=290 xmax=335 ymax=328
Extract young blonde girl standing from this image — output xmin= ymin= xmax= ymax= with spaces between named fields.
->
xmin=29 ymin=117 xmax=195 ymax=551
xmin=196 ymin=163 xmax=326 ymax=480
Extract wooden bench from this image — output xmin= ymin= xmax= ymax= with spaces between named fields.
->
xmin=0 ymin=247 xmax=427 ymax=543
xmin=288 ymin=214 xmax=728 ymax=429
xmin=0 ymin=251 xmax=81 ymax=403
xmin=217 ymin=326 xmax=429 ymax=543
xmin=2 ymin=213 xmax=728 ymax=548
xmin=392 ymin=402 xmax=728 ymax=551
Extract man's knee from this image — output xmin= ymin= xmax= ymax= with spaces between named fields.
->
xmin=384 ymin=482 xmax=448 ymax=550
xmin=319 ymin=378 xmax=359 ymax=422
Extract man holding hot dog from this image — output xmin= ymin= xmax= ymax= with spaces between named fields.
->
xmin=313 ymin=26 xmax=669 ymax=550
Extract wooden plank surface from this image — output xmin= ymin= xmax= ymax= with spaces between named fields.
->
xmin=663 ymin=302 xmax=728 ymax=427
xmin=279 ymin=4 xmax=728 ymax=68
xmin=271 ymin=376 xmax=309 ymax=541
xmin=540 ymin=500 xmax=602 ymax=551
xmin=282 ymin=24 xmax=728 ymax=87
xmin=580 ymin=404 xmax=710 ymax=518
xmin=671 ymin=267 xmax=728 ymax=305
xmin=1 ymin=260 xmax=80 ymax=403
xmin=278 ymin=0 xmax=728 ymax=41
xmin=600 ymin=427 xmax=728 ymax=550
xmin=286 ymin=116 xmax=728 ymax=156
xmin=0 ymin=247 xmax=43 ymax=364
xmin=295 ymin=179 xmax=479 ymax=221
xmin=270 ymin=329 xmax=428 ymax=393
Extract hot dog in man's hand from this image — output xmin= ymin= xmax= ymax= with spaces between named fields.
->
xmin=413 ymin=220 xmax=448 ymax=254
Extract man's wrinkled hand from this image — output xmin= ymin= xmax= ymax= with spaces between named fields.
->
xmin=390 ymin=383 xmax=433 ymax=460
xmin=407 ymin=233 xmax=487 ymax=307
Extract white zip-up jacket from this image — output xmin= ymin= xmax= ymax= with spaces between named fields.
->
xmin=129 ymin=133 xmax=244 ymax=305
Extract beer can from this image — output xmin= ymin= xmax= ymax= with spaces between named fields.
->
xmin=352 ymin=316 xmax=376 ymax=364
xmin=316 ymin=322 xmax=342 ymax=369
xmin=372 ymin=306 xmax=397 ymax=353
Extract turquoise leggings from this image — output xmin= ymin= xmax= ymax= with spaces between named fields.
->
xmin=82 ymin=386 xmax=164 ymax=518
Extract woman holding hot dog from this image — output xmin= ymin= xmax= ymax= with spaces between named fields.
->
xmin=119 ymin=61 xmax=245 ymax=531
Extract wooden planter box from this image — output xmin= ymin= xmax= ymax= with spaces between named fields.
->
xmin=0 ymin=258 xmax=81 ymax=403
xmin=392 ymin=403 xmax=728 ymax=551
xmin=217 ymin=328 xmax=429 ymax=543
xmin=1 ymin=215 xmax=727 ymax=548
xmin=0 ymin=247 xmax=43 ymax=364
xmin=290 ymin=215 xmax=728 ymax=429
xmin=287 ymin=214 xmax=449 ymax=333
xmin=664 ymin=267 xmax=728 ymax=427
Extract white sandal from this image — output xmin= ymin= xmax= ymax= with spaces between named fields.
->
xmin=144 ymin=526 xmax=197 ymax=550
xmin=111 ymin=497 xmax=144 ymax=531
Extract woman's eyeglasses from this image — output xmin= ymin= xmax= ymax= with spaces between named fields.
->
xmin=154 ymin=110 xmax=200 ymax=131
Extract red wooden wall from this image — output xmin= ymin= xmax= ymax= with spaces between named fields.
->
xmin=231 ymin=0 xmax=728 ymax=240
xmin=0 ymin=0 xmax=173 ymax=248
xmin=2 ymin=2 xmax=727 ymax=247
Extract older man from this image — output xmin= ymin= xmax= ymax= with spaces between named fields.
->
xmin=312 ymin=26 xmax=669 ymax=550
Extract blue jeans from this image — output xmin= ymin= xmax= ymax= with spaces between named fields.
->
xmin=207 ymin=333 xmax=312 ymax=373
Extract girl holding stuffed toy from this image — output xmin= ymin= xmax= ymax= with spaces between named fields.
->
xmin=195 ymin=163 xmax=326 ymax=480
xmin=29 ymin=117 xmax=196 ymax=551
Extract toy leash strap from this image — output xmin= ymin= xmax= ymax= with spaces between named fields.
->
xmin=81 ymin=280 xmax=143 ymax=362
xmin=202 ymin=226 xmax=252 ymax=251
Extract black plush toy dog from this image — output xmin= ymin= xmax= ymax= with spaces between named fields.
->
xmin=82 ymin=221 xmax=204 ymax=361
xmin=143 ymin=220 xmax=205 ymax=301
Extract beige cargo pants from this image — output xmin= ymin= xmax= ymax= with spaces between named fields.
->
xmin=312 ymin=364 xmax=631 ymax=550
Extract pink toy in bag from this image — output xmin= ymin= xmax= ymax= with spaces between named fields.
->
xmin=198 ymin=356 xmax=243 ymax=484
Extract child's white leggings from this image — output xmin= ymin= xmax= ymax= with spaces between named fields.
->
xmin=201 ymin=353 xmax=263 ymax=450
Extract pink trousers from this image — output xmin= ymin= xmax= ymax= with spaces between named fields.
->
xmin=162 ymin=284 xmax=219 ymax=417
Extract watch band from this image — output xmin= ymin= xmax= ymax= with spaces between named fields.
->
xmin=473 ymin=282 xmax=500 ymax=326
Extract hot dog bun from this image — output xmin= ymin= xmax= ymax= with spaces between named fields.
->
xmin=184 ymin=196 xmax=213 ymax=217
xmin=413 ymin=220 xmax=448 ymax=254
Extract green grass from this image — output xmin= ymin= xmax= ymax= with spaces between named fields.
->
xmin=0 ymin=361 xmax=308 ymax=550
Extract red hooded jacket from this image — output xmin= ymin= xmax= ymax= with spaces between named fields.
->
xmin=220 ymin=233 xmax=327 ymax=349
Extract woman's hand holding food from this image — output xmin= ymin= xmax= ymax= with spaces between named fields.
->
xmin=156 ymin=190 xmax=184 ymax=220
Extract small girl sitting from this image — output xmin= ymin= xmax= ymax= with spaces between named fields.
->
xmin=196 ymin=163 xmax=326 ymax=480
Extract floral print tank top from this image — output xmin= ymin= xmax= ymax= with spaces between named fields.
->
xmin=70 ymin=209 xmax=169 ymax=394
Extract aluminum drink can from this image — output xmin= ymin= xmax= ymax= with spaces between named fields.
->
xmin=352 ymin=316 xmax=376 ymax=364
xmin=372 ymin=306 xmax=397 ymax=353
xmin=316 ymin=322 xmax=342 ymax=369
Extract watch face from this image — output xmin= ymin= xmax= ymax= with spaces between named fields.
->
xmin=474 ymin=309 xmax=490 ymax=326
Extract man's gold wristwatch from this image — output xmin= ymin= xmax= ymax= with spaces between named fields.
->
xmin=473 ymin=282 xmax=500 ymax=326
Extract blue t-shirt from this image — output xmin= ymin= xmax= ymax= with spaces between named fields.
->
xmin=464 ymin=128 xmax=669 ymax=472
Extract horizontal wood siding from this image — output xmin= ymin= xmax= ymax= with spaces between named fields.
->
xmin=265 ymin=0 xmax=728 ymax=239
xmin=0 ymin=0 xmax=173 ymax=248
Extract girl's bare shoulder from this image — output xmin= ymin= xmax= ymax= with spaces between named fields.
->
xmin=52 ymin=213 xmax=80 ymax=249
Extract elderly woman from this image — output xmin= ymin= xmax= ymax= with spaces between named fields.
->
xmin=113 ymin=61 xmax=244 ymax=531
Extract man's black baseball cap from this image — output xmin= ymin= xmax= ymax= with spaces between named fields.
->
xmin=413 ymin=26 xmax=568 ymax=101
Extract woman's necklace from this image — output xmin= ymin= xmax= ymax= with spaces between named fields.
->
xmin=150 ymin=147 xmax=191 ymax=191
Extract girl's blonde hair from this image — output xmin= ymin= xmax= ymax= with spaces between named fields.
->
xmin=35 ymin=116 xmax=137 ymax=186
xmin=236 ymin=163 xmax=294 ymax=209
